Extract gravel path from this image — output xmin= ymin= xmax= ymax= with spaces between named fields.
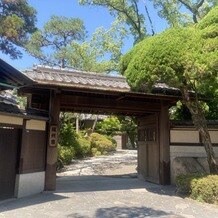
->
xmin=57 ymin=149 xmax=137 ymax=177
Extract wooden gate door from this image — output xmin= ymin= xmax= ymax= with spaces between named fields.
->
xmin=138 ymin=114 xmax=160 ymax=183
xmin=0 ymin=128 xmax=20 ymax=200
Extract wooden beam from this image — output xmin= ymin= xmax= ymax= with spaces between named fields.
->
xmin=159 ymin=102 xmax=170 ymax=185
xmin=45 ymin=90 xmax=60 ymax=191
xmin=61 ymin=105 xmax=152 ymax=116
xmin=60 ymin=94 xmax=161 ymax=113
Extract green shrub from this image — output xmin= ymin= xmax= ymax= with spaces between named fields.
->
xmin=190 ymin=175 xmax=218 ymax=204
xmin=59 ymin=123 xmax=78 ymax=148
xmin=176 ymin=173 xmax=204 ymax=195
xmin=176 ymin=173 xmax=218 ymax=204
xmin=90 ymin=133 xmax=116 ymax=156
xmin=58 ymin=144 xmax=75 ymax=165
xmin=91 ymin=147 xmax=102 ymax=156
xmin=76 ymin=136 xmax=91 ymax=158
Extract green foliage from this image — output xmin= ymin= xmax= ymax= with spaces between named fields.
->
xmin=151 ymin=0 xmax=217 ymax=25
xmin=0 ymin=0 xmax=37 ymax=58
xmin=80 ymin=0 xmax=216 ymax=44
xmin=26 ymin=15 xmax=124 ymax=72
xmin=69 ymin=20 xmax=126 ymax=72
xmin=58 ymin=122 xmax=116 ymax=169
xmin=170 ymin=102 xmax=192 ymax=120
xmin=96 ymin=115 xmax=137 ymax=148
xmin=76 ymin=133 xmax=91 ymax=158
xmin=79 ymin=0 xmax=146 ymax=43
xmin=58 ymin=144 xmax=75 ymax=165
xmin=118 ymin=116 xmax=137 ymax=148
xmin=176 ymin=173 xmax=205 ymax=195
xmin=26 ymin=16 xmax=86 ymax=67
xmin=120 ymin=7 xmax=218 ymax=119
xmin=191 ymin=175 xmax=218 ymax=204
xmin=90 ymin=133 xmax=116 ymax=155
xmin=59 ymin=123 xmax=78 ymax=148
xmin=121 ymin=7 xmax=218 ymax=172
xmin=96 ymin=116 xmax=121 ymax=136
xmin=176 ymin=173 xmax=218 ymax=204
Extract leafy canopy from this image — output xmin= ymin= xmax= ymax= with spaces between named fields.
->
xmin=79 ymin=0 xmax=217 ymax=44
xmin=25 ymin=16 xmax=86 ymax=68
xmin=69 ymin=20 xmax=126 ymax=72
xmin=79 ymin=0 xmax=146 ymax=43
xmin=151 ymin=0 xmax=217 ymax=25
xmin=120 ymin=6 xmax=218 ymax=94
xmin=26 ymin=15 xmax=125 ymax=72
xmin=0 ymin=0 xmax=37 ymax=59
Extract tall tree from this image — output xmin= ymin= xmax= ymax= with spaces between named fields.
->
xmin=25 ymin=16 xmax=86 ymax=68
xmin=79 ymin=0 xmax=147 ymax=43
xmin=26 ymin=16 xmax=125 ymax=72
xmin=151 ymin=0 xmax=217 ymax=25
xmin=79 ymin=0 xmax=217 ymax=42
xmin=120 ymin=7 xmax=218 ymax=173
xmin=69 ymin=20 xmax=126 ymax=72
xmin=0 ymin=0 xmax=37 ymax=59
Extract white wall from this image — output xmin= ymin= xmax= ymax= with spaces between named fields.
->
xmin=15 ymin=172 xmax=45 ymax=198
xmin=170 ymin=127 xmax=218 ymax=183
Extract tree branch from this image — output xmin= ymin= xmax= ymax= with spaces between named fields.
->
xmin=143 ymin=0 xmax=155 ymax=36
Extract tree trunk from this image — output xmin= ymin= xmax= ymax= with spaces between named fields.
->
xmin=190 ymin=113 xmax=218 ymax=174
xmin=91 ymin=115 xmax=98 ymax=133
xmin=181 ymin=87 xmax=218 ymax=174
xmin=127 ymin=131 xmax=136 ymax=149
xmin=76 ymin=115 xmax=79 ymax=133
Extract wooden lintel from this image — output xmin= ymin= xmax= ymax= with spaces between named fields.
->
xmin=60 ymin=94 xmax=161 ymax=113
xmin=61 ymin=105 xmax=152 ymax=116
xmin=116 ymin=95 xmax=126 ymax=101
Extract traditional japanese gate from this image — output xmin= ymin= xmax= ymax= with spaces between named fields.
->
xmin=20 ymin=65 xmax=178 ymax=190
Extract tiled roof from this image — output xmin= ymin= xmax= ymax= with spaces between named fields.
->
xmin=0 ymin=90 xmax=17 ymax=105
xmin=0 ymin=101 xmax=48 ymax=120
xmin=24 ymin=65 xmax=131 ymax=92
xmin=152 ymin=82 xmax=180 ymax=96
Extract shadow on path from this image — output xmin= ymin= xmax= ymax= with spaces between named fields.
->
xmin=0 ymin=193 xmax=68 ymax=213
xmin=68 ymin=206 xmax=184 ymax=218
xmin=0 ymin=175 xmax=177 ymax=214
xmin=56 ymin=175 xmax=176 ymax=197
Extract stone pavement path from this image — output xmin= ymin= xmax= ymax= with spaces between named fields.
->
xmin=0 ymin=150 xmax=218 ymax=218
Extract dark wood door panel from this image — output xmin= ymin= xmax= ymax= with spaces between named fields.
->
xmin=138 ymin=114 xmax=160 ymax=184
xmin=0 ymin=128 xmax=19 ymax=200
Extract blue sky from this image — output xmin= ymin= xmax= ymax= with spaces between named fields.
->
xmin=1 ymin=0 xmax=168 ymax=71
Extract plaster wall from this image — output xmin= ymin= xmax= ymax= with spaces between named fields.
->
xmin=170 ymin=128 xmax=218 ymax=183
xmin=0 ymin=114 xmax=23 ymax=125
xmin=210 ymin=131 xmax=218 ymax=144
xmin=170 ymin=130 xmax=199 ymax=143
xmin=26 ymin=120 xmax=46 ymax=131
xmin=15 ymin=172 xmax=45 ymax=198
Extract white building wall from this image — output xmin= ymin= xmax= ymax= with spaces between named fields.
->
xmin=15 ymin=172 xmax=45 ymax=198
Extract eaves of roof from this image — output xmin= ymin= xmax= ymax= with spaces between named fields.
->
xmin=0 ymin=58 xmax=35 ymax=90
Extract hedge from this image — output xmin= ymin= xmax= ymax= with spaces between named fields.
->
xmin=176 ymin=173 xmax=218 ymax=204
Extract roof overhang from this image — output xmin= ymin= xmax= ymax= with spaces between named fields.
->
xmin=0 ymin=59 xmax=35 ymax=90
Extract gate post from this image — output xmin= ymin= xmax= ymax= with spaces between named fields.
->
xmin=159 ymin=103 xmax=170 ymax=185
xmin=45 ymin=90 xmax=60 ymax=191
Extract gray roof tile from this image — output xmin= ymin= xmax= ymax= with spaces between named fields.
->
xmin=24 ymin=65 xmax=130 ymax=92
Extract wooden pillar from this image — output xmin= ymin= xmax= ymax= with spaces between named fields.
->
xmin=17 ymin=119 xmax=27 ymax=174
xmin=45 ymin=90 xmax=60 ymax=191
xmin=159 ymin=102 xmax=170 ymax=185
